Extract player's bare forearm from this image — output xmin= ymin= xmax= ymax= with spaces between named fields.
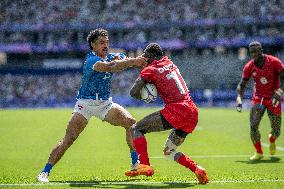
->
xmin=236 ymin=78 xmax=248 ymax=98
xmin=272 ymin=70 xmax=284 ymax=107
xmin=108 ymin=59 xmax=135 ymax=72
xmin=279 ymin=69 xmax=284 ymax=91
xmin=94 ymin=57 xmax=147 ymax=73
xmin=236 ymin=78 xmax=248 ymax=112
xmin=93 ymin=58 xmax=134 ymax=72
xmin=130 ymin=77 xmax=145 ymax=99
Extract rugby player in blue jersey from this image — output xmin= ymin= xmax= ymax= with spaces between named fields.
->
xmin=37 ymin=28 xmax=146 ymax=182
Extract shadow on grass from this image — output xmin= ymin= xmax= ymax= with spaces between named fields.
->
xmin=235 ymin=156 xmax=281 ymax=164
xmin=54 ymin=179 xmax=195 ymax=188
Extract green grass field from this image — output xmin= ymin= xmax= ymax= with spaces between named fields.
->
xmin=0 ymin=107 xmax=284 ymax=189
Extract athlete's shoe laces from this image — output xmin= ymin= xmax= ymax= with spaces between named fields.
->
xmin=125 ymin=164 xmax=154 ymax=177
xmin=194 ymin=165 xmax=209 ymax=184
xmin=37 ymin=172 xmax=49 ymax=183
xmin=269 ymin=134 xmax=276 ymax=155
xmin=249 ymin=153 xmax=264 ymax=161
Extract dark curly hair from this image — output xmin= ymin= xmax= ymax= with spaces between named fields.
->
xmin=87 ymin=28 xmax=108 ymax=50
xmin=143 ymin=43 xmax=163 ymax=61
xmin=249 ymin=41 xmax=262 ymax=49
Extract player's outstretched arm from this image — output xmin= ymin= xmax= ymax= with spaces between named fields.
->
xmin=130 ymin=77 xmax=146 ymax=100
xmin=93 ymin=57 xmax=147 ymax=73
xmin=236 ymin=78 xmax=249 ymax=112
xmin=272 ymin=69 xmax=284 ymax=107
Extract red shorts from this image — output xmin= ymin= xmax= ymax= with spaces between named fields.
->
xmin=160 ymin=100 xmax=198 ymax=133
xmin=252 ymin=97 xmax=281 ymax=116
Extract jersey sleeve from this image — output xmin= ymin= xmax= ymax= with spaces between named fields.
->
xmin=242 ymin=62 xmax=252 ymax=80
xmin=140 ymin=67 xmax=154 ymax=83
xmin=118 ymin=53 xmax=126 ymax=59
xmin=273 ymin=58 xmax=284 ymax=74
xmin=86 ymin=56 xmax=100 ymax=72
xmin=107 ymin=53 xmax=126 ymax=61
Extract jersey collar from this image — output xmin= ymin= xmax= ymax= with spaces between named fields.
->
xmin=92 ymin=52 xmax=107 ymax=61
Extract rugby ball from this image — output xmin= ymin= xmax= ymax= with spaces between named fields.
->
xmin=140 ymin=83 xmax=158 ymax=103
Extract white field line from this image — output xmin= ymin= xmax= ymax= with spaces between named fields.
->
xmin=151 ymin=143 xmax=284 ymax=159
xmin=1 ymin=179 xmax=284 ymax=186
xmin=1 ymin=146 xmax=283 ymax=187
xmin=263 ymin=143 xmax=284 ymax=151
xmin=151 ymin=154 xmax=284 ymax=159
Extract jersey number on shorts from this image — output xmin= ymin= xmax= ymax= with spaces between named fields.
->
xmin=166 ymin=70 xmax=188 ymax=94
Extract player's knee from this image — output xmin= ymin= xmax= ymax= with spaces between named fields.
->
xmin=123 ymin=117 xmax=136 ymax=129
xmin=129 ymin=117 xmax=136 ymax=125
xmin=131 ymin=125 xmax=144 ymax=139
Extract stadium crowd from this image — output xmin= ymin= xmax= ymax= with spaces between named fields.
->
xmin=0 ymin=0 xmax=284 ymax=49
xmin=1 ymin=0 xmax=283 ymax=24
xmin=0 ymin=73 xmax=81 ymax=108
xmin=0 ymin=70 xmax=140 ymax=108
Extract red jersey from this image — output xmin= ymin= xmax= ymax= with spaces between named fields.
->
xmin=140 ymin=56 xmax=198 ymax=133
xmin=140 ymin=56 xmax=191 ymax=104
xmin=243 ymin=54 xmax=284 ymax=99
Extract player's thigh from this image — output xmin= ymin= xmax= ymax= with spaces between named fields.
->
xmin=65 ymin=112 xmax=88 ymax=139
xmin=104 ymin=103 xmax=136 ymax=128
xmin=250 ymin=104 xmax=266 ymax=125
xmin=134 ymin=111 xmax=167 ymax=133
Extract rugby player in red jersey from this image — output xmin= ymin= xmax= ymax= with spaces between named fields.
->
xmin=124 ymin=43 xmax=208 ymax=184
xmin=236 ymin=41 xmax=284 ymax=161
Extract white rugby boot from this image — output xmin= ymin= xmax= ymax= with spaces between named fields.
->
xmin=37 ymin=172 xmax=49 ymax=182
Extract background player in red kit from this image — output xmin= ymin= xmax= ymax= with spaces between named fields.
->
xmin=125 ymin=43 xmax=209 ymax=184
xmin=236 ymin=41 xmax=284 ymax=161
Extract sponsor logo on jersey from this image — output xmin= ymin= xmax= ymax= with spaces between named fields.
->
xmin=260 ymin=77 xmax=268 ymax=85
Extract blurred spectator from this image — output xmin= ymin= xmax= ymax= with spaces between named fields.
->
xmin=0 ymin=70 xmax=139 ymax=108
xmin=1 ymin=0 xmax=284 ymax=24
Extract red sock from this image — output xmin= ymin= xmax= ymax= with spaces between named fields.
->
xmin=133 ymin=136 xmax=150 ymax=165
xmin=269 ymin=135 xmax=276 ymax=143
xmin=254 ymin=141 xmax=263 ymax=154
xmin=177 ymin=154 xmax=197 ymax=173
